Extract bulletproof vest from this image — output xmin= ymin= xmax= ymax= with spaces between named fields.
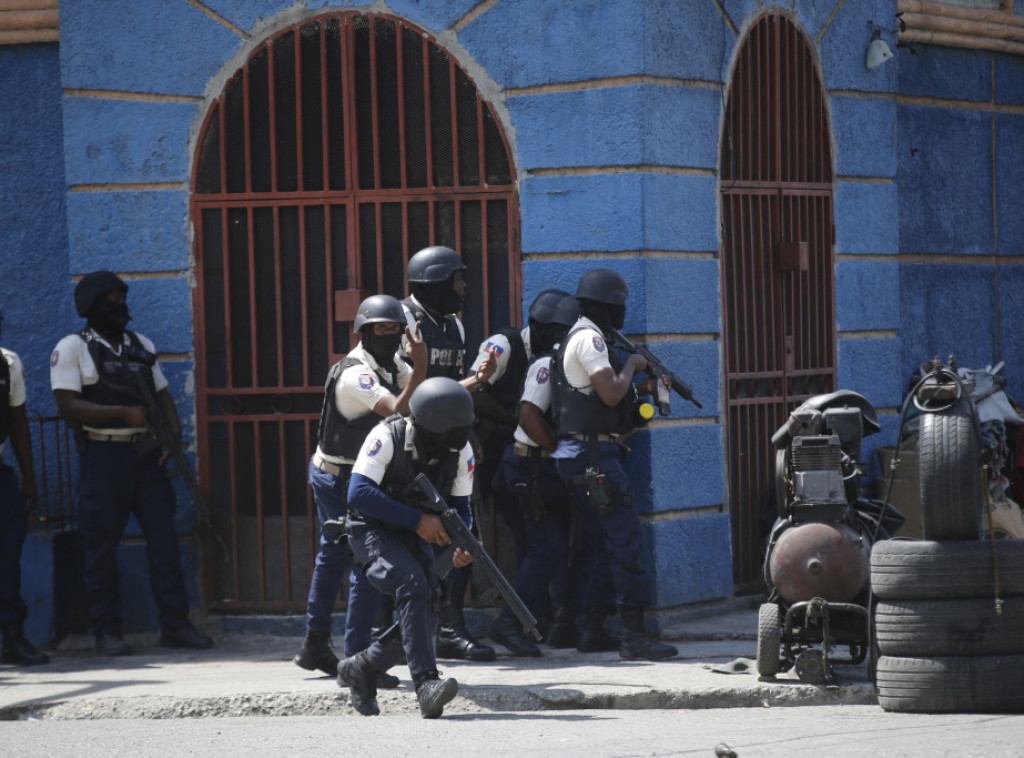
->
xmin=402 ymin=297 xmax=465 ymax=380
xmin=485 ymin=328 xmax=530 ymax=411
xmin=317 ymin=355 xmax=400 ymax=460
xmin=0 ymin=352 xmax=10 ymax=446
xmin=551 ymin=323 xmax=636 ymax=437
xmin=378 ymin=415 xmax=459 ymax=517
xmin=78 ymin=330 xmax=158 ymax=427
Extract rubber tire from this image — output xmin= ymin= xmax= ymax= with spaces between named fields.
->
xmin=757 ymin=603 xmax=782 ymax=677
xmin=876 ymin=654 xmax=1024 ymax=713
xmin=871 ymin=539 xmax=1024 ymax=600
xmin=919 ymin=404 xmax=984 ymax=541
xmin=875 ymin=597 xmax=1024 ymax=657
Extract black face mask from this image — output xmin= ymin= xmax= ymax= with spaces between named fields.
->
xmin=88 ymin=299 xmax=131 ymax=338
xmin=529 ymin=323 xmax=564 ymax=356
xmin=414 ymin=280 xmax=463 ymax=316
xmin=417 ymin=424 xmax=471 ymax=456
xmin=581 ymin=302 xmax=625 ymax=334
xmin=362 ymin=330 xmax=403 ymax=371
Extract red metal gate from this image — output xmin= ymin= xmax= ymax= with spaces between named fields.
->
xmin=190 ymin=13 xmax=519 ymax=611
xmin=720 ymin=13 xmax=836 ymax=591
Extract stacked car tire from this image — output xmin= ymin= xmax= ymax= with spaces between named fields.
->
xmin=871 ymin=398 xmax=1024 ymax=713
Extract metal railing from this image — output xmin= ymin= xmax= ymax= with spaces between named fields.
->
xmin=24 ymin=410 xmax=76 ymax=532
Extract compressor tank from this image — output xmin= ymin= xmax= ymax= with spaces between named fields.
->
xmin=768 ymin=521 xmax=869 ymax=604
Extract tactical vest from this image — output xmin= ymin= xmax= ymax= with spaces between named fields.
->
xmin=551 ymin=323 xmax=636 ymax=437
xmin=317 ymin=355 xmax=400 ymax=460
xmin=486 ymin=328 xmax=530 ymax=411
xmin=78 ymin=330 xmax=158 ymax=427
xmin=403 ymin=298 xmax=465 ymax=380
xmin=0 ymin=351 xmax=10 ymax=446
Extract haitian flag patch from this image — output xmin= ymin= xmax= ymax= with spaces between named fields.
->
xmin=485 ymin=341 xmax=505 ymax=357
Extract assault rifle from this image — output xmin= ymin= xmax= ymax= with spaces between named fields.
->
xmin=607 ymin=328 xmax=702 ymax=413
xmin=411 ymin=473 xmax=542 ymax=641
xmin=129 ymin=369 xmax=230 ymax=563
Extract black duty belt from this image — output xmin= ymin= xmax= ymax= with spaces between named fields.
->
xmin=86 ymin=432 xmax=146 ymax=444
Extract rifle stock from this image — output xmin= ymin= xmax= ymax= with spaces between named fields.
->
xmin=609 ymin=328 xmax=702 ymax=411
xmin=410 ymin=473 xmax=542 ymax=641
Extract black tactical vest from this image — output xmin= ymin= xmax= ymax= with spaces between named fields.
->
xmin=78 ymin=330 xmax=158 ymax=427
xmin=402 ymin=297 xmax=465 ymax=380
xmin=317 ymin=354 xmax=400 ymax=460
xmin=551 ymin=323 xmax=636 ymax=437
xmin=0 ymin=351 xmax=10 ymax=445
xmin=484 ymin=328 xmax=530 ymax=411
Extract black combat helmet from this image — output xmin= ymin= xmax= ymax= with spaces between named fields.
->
xmin=352 ymin=294 xmax=406 ymax=333
xmin=409 ymin=377 xmax=475 ymax=451
xmin=74 ymin=271 xmax=128 ymax=317
xmin=550 ymin=294 xmax=581 ymax=327
xmin=406 ymin=246 xmax=466 ymax=284
xmin=528 ymin=289 xmax=573 ymax=325
xmin=575 ymin=268 xmax=628 ymax=306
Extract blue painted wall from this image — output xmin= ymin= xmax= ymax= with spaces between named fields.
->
xmin=7 ymin=0 xmax=1024 ymax=632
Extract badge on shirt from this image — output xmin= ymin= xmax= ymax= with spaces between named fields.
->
xmin=592 ymin=336 xmax=606 ymax=353
xmin=365 ymin=438 xmax=383 ymax=456
xmin=467 ymin=455 xmax=475 ymax=475
xmin=485 ymin=341 xmax=504 ymax=358
xmin=536 ymin=366 xmax=549 ymax=384
xmin=358 ymin=373 xmax=376 ymax=390
xmin=50 ymin=350 xmax=59 ymax=367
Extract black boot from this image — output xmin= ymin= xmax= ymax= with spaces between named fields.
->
xmin=336 ymin=651 xmax=380 ymax=716
xmin=487 ymin=614 xmax=541 ymax=657
xmin=619 ymin=607 xmax=677 ymax=661
xmin=436 ymin=603 xmax=495 ymax=662
xmin=293 ymin=628 xmax=339 ymax=676
xmin=1 ymin=622 xmax=49 ymax=666
xmin=415 ymin=670 xmax=459 ymax=719
xmin=545 ymin=605 xmax=580 ymax=649
xmin=576 ymin=608 xmax=620 ymax=653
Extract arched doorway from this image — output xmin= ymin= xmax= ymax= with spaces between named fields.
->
xmin=190 ymin=13 xmax=520 ymax=610
xmin=719 ymin=13 xmax=836 ymax=591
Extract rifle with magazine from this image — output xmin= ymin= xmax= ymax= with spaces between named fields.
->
xmin=607 ymin=328 xmax=702 ymax=413
xmin=410 ymin=473 xmax=542 ymax=641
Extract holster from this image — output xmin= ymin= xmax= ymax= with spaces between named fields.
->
xmin=514 ymin=449 xmax=547 ymax=523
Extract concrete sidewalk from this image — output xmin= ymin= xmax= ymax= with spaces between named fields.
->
xmin=0 ymin=603 xmax=876 ymax=720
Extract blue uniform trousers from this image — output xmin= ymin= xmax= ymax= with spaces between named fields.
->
xmin=306 ymin=459 xmax=384 ymax=656
xmin=76 ymin=441 xmax=190 ymax=635
xmin=554 ymin=439 xmax=652 ymax=610
xmin=0 ymin=462 xmax=28 ymax=625
xmin=346 ymin=524 xmax=438 ymax=680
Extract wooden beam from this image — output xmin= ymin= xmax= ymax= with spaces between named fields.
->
xmin=0 ymin=27 xmax=58 ymax=44
xmin=900 ymin=27 xmax=1024 ymax=56
xmin=899 ymin=0 xmax=1024 ymax=29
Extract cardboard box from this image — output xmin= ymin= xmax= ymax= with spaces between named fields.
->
xmin=876 ymin=444 xmax=923 ymax=538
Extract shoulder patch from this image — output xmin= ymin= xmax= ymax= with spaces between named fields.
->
xmin=536 ymin=366 xmax=549 ymax=384
xmin=365 ymin=438 xmax=383 ymax=456
xmin=467 ymin=455 xmax=475 ymax=475
xmin=591 ymin=336 xmax=606 ymax=353
xmin=485 ymin=341 xmax=505 ymax=357
xmin=358 ymin=373 xmax=376 ymax=390
xmin=50 ymin=350 xmax=59 ymax=367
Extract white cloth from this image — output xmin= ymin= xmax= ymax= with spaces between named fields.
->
xmin=514 ymin=354 xmax=554 ymax=446
xmin=352 ymin=419 xmax=474 ymax=498
xmin=470 ymin=326 xmax=532 ymax=385
xmin=1 ymin=347 xmax=26 ymax=456
xmin=560 ymin=316 xmax=611 ymax=393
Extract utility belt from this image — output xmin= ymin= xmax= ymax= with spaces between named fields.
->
xmin=85 ymin=431 xmax=147 ymax=444
xmin=570 ymin=433 xmax=619 ymax=443
xmin=313 ymin=452 xmax=352 ymax=477
xmin=513 ymin=441 xmax=550 ymax=458
xmin=570 ymin=434 xmax=632 ymax=519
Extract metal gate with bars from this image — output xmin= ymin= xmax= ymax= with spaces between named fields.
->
xmin=190 ymin=13 xmax=519 ymax=611
xmin=720 ymin=12 xmax=836 ymax=591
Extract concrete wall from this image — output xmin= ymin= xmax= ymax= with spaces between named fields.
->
xmin=9 ymin=0 xmax=1022 ymax=630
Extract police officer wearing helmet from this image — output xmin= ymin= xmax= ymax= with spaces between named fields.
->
xmin=550 ymin=268 xmax=677 ymax=661
xmin=337 ymin=377 xmax=476 ymax=719
xmin=401 ymin=245 xmax=496 ymax=662
xmin=0 ymin=308 xmax=48 ymax=665
xmin=486 ymin=292 xmax=586 ymax=657
xmin=293 ymin=294 xmax=427 ymax=685
xmin=50 ymin=271 xmax=212 ymax=656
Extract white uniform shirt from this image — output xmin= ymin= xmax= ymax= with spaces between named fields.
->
xmin=352 ymin=419 xmax=475 ymax=499
xmin=1 ymin=347 xmax=27 ymax=456
xmin=470 ymin=326 xmax=532 ymax=386
xmin=49 ymin=329 xmax=168 ymax=436
xmin=560 ymin=317 xmax=612 ymax=394
xmin=316 ymin=343 xmax=413 ymax=465
xmin=513 ymin=353 xmax=555 ymax=447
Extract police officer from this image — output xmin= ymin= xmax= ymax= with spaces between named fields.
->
xmin=336 ymin=377 xmax=476 ymax=719
xmin=550 ymin=268 xmax=677 ymax=661
xmin=293 ymin=295 xmax=426 ymax=686
xmin=486 ymin=292 xmax=584 ymax=657
xmin=401 ymin=245 xmax=496 ymax=662
xmin=0 ymin=309 xmax=48 ymax=666
xmin=50 ymin=272 xmax=212 ymax=656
